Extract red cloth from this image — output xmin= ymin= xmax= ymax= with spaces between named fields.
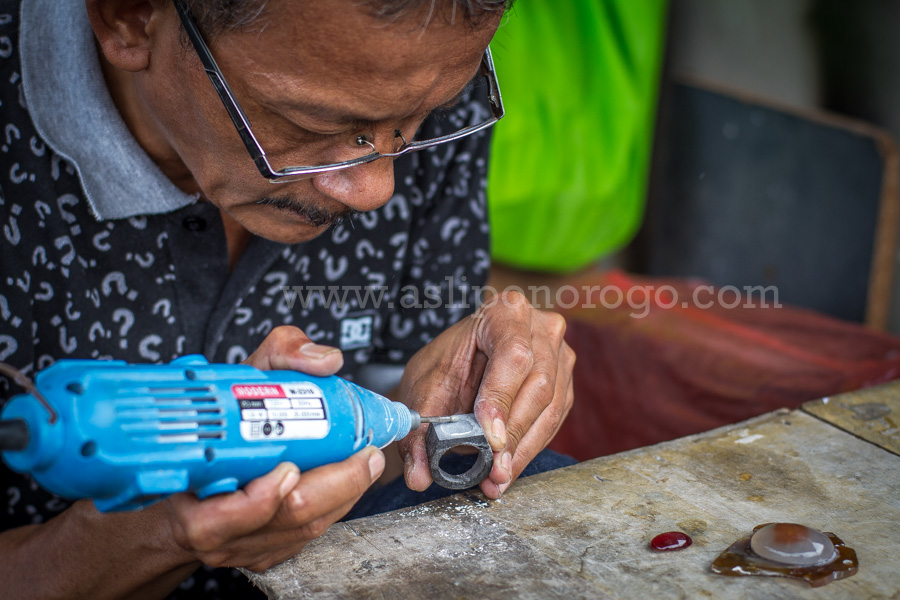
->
xmin=548 ymin=270 xmax=900 ymax=461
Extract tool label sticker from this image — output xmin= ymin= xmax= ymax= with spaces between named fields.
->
xmin=233 ymin=383 xmax=329 ymax=441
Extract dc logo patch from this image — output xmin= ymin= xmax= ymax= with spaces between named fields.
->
xmin=340 ymin=315 xmax=373 ymax=350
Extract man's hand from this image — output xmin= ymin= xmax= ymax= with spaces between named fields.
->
xmin=397 ymin=291 xmax=575 ymax=499
xmin=165 ymin=449 xmax=382 ymax=573
xmin=164 ymin=326 xmax=384 ymax=573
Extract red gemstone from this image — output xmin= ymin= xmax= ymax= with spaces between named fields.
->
xmin=651 ymin=531 xmax=693 ymax=551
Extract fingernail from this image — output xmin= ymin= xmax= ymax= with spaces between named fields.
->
xmin=492 ymin=418 xmax=507 ymax=447
xmin=279 ymin=466 xmax=300 ymax=497
xmin=300 ymin=342 xmax=340 ymax=359
xmin=404 ymin=455 xmax=416 ymax=479
xmin=368 ymin=450 xmax=385 ymax=481
xmin=498 ymin=481 xmax=511 ymax=495
xmin=501 ymin=451 xmax=512 ymax=482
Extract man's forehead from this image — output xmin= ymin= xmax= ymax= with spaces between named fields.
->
xmin=222 ymin=0 xmax=500 ymax=67
xmin=215 ymin=0 xmax=499 ymax=121
xmin=254 ymin=71 xmax=478 ymax=125
xmin=194 ymin=0 xmax=505 ymax=37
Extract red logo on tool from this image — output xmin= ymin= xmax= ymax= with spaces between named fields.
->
xmin=232 ymin=385 xmax=285 ymax=399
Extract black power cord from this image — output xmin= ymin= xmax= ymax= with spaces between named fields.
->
xmin=0 ymin=419 xmax=29 ymax=451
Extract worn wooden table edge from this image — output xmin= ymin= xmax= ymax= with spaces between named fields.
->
xmin=802 ymin=380 xmax=900 ymax=456
xmin=250 ymin=407 xmax=900 ymax=599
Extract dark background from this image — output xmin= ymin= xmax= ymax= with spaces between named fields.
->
xmin=630 ymin=0 xmax=900 ymax=331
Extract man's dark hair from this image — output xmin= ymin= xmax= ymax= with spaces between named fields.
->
xmin=182 ymin=0 xmax=513 ymax=36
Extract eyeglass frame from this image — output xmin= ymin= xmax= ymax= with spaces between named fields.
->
xmin=173 ymin=0 xmax=506 ymax=184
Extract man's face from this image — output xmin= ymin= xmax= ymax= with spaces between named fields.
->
xmin=137 ymin=0 xmax=499 ymax=243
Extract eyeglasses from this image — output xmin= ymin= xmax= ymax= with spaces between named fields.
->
xmin=173 ymin=0 xmax=505 ymax=184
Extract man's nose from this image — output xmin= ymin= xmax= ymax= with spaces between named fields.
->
xmin=311 ymin=127 xmax=400 ymax=211
xmin=311 ymin=157 xmax=396 ymax=213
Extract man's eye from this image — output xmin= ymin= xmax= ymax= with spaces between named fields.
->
xmin=290 ymin=129 xmax=330 ymax=143
xmin=299 ymin=123 xmax=350 ymax=137
xmin=292 ymin=123 xmax=351 ymax=140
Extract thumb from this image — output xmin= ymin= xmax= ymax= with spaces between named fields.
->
xmin=243 ymin=325 xmax=343 ymax=376
xmin=398 ymin=426 xmax=433 ymax=492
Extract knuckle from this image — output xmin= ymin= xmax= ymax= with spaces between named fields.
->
xmin=487 ymin=289 xmax=531 ymax=316
xmin=202 ymin=551 xmax=230 ymax=569
xmin=182 ymin=521 xmax=222 ymax=553
xmin=563 ymin=343 xmax=576 ymax=368
xmin=171 ymin=525 xmax=191 ymax=552
xmin=502 ymin=289 xmax=528 ymax=306
xmin=552 ymin=313 xmax=568 ymax=339
xmin=533 ymin=369 xmax=555 ymax=398
xmin=545 ymin=397 xmax=569 ymax=426
xmin=504 ymin=340 xmax=534 ymax=373
xmin=303 ymin=518 xmax=331 ymax=540
xmin=286 ymin=491 xmax=310 ymax=523
xmin=478 ymin=391 xmax=516 ymax=415
xmin=545 ymin=311 xmax=567 ymax=338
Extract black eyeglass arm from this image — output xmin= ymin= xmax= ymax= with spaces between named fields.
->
xmin=482 ymin=46 xmax=504 ymax=115
xmin=173 ymin=0 xmax=277 ymax=179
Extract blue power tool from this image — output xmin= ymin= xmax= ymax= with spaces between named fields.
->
xmin=0 ymin=355 xmax=456 ymax=512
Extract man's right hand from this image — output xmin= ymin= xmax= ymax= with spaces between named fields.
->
xmin=0 ymin=450 xmax=384 ymax=600
xmin=164 ymin=447 xmax=384 ymax=573
xmin=162 ymin=325 xmax=384 ymax=573
xmin=0 ymin=325 xmax=381 ymax=599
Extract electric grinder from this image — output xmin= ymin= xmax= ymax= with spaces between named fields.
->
xmin=0 ymin=355 xmax=493 ymax=511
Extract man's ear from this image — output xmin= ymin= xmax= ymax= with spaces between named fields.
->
xmin=85 ymin=0 xmax=168 ymax=72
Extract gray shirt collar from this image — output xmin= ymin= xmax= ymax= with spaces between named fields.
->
xmin=20 ymin=0 xmax=197 ymax=220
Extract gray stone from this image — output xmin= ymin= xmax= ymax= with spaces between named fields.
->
xmin=425 ymin=413 xmax=493 ymax=489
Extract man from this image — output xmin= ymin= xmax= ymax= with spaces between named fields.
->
xmin=0 ymin=0 xmax=574 ymax=597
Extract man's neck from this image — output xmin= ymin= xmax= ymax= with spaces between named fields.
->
xmin=98 ymin=46 xmax=252 ymax=269
xmin=220 ymin=208 xmax=254 ymax=269
xmin=98 ymin=46 xmax=197 ymax=194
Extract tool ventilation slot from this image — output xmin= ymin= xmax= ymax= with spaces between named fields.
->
xmin=114 ymin=386 xmax=226 ymax=443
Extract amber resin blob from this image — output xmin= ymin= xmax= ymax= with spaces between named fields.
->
xmin=711 ymin=523 xmax=858 ymax=587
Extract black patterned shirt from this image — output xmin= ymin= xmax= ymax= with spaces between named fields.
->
xmin=0 ymin=0 xmax=491 ymax=597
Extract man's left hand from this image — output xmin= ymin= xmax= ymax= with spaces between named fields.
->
xmin=396 ymin=291 xmax=575 ymax=499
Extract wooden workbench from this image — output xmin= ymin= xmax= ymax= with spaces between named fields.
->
xmin=250 ymin=383 xmax=900 ymax=599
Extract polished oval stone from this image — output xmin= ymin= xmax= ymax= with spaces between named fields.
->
xmin=750 ymin=523 xmax=837 ymax=566
xmin=650 ymin=531 xmax=692 ymax=551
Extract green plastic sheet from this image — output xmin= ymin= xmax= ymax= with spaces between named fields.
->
xmin=488 ymin=0 xmax=667 ymax=272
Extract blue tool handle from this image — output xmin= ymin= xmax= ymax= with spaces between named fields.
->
xmin=0 ymin=355 xmax=415 ymax=511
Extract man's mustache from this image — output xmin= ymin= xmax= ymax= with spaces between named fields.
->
xmin=255 ymin=196 xmax=360 ymax=228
